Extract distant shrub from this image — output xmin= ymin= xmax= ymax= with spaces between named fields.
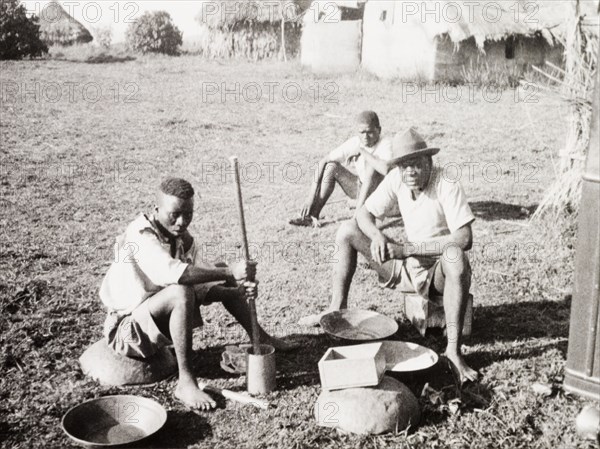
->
xmin=126 ymin=11 xmax=182 ymax=55
xmin=0 ymin=0 xmax=48 ymax=60
xmin=91 ymin=26 xmax=113 ymax=49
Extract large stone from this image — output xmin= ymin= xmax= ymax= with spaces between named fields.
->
xmin=79 ymin=340 xmax=177 ymax=386
xmin=314 ymin=376 xmax=420 ymax=435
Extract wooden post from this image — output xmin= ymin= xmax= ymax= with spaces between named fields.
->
xmin=229 ymin=156 xmax=262 ymax=356
xmin=281 ymin=17 xmax=287 ymax=62
xmin=563 ymin=0 xmax=581 ymax=173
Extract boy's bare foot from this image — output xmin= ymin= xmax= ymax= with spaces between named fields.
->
xmin=175 ymin=380 xmax=217 ymax=411
xmin=444 ymin=351 xmax=479 ymax=383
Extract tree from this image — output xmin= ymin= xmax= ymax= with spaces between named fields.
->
xmin=0 ymin=0 xmax=48 ymax=60
xmin=126 ymin=11 xmax=183 ymax=56
xmin=91 ymin=26 xmax=113 ymax=49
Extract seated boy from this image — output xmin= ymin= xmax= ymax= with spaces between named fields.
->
xmin=289 ymin=110 xmax=395 ymax=227
xmin=100 ymin=178 xmax=289 ymax=410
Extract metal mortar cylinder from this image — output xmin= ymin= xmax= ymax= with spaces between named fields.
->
xmin=246 ymin=344 xmax=276 ymax=395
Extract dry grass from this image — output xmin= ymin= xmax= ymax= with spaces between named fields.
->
xmin=0 ymin=56 xmax=596 ymax=448
xmin=528 ymin=3 xmax=598 ymax=218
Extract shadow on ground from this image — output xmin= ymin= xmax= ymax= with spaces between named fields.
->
xmin=276 ymin=334 xmax=332 ymax=390
xmin=143 ymin=410 xmax=212 ymax=448
xmin=471 ymin=297 xmax=570 ymax=344
xmin=190 ymin=332 xmax=330 ymax=389
xmin=470 ymin=201 xmax=538 ymax=221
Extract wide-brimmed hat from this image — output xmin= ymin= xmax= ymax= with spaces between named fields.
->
xmin=391 ymin=128 xmax=440 ymax=163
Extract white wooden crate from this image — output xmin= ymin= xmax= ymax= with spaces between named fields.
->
xmin=318 ymin=342 xmax=386 ymax=391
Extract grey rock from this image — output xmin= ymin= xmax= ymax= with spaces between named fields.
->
xmin=79 ymin=340 xmax=177 ymax=386
xmin=315 ymin=375 xmax=420 ymax=435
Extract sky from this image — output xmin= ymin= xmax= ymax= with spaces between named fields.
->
xmin=22 ymin=1 xmax=207 ymax=43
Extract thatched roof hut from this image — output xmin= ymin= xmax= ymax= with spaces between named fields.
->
xmin=518 ymin=0 xmax=599 ymax=44
xmin=38 ymin=1 xmax=93 ymax=46
xmin=194 ymin=0 xmax=308 ymax=59
xmin=301 ymin=0 xmax=365 ymax=73
xmin=200 ymin=0 xmax=304 ymax=29
xmin=302 ymin=0 xmax=567 ymax=80
xmin=420 ymin=1 xmax=531 ymax=48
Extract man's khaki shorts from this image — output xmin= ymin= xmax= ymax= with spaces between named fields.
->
xmin=378 ymin=256 xmax=441 ymax=304
xmin=104 ymin=281 xmax=222 ymax=359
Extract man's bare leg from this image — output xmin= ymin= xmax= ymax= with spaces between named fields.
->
xmin=432 ymin=246 xmax=479 ymax=383
xmin=147 ymin=285 xmax=217 ymax=410
xmin=205 ymin=286 xmax=295 ymax=351
xmin=309 ymin=163 xmax=358 ymax=219
xmin=299 ymin=219 xmax=393 ymax=325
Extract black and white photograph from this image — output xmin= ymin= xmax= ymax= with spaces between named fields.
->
xmin=1 ymin=0 xmax=599 ymax=447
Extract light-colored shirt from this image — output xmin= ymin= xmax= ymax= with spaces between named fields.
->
xmin=99 ymin=214 xmax=197 ymax=315
xmin=328 ymin=135 xmax=393 ymax=183
xmin=365 ymin=165 xmax=475 ymax=242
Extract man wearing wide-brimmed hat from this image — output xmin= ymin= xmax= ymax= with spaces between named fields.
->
xmin=300 ymin=128 xmax=479 ymax=383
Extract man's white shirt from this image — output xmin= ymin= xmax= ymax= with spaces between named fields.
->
xmin=365 ymin=165 xmax=475 ymax=243
xmin=328 ymin=135 xmax=394 ymax=183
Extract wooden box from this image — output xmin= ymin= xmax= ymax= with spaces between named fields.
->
xmin=318 ymin=342 xmax=386 ymax=391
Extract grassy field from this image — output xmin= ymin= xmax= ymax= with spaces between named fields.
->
xmin=0 ymin=55 xmax=596 ymax=448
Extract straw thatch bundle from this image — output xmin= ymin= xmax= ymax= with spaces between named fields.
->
xmin=200 ymin=0 xmax=302 ymax=29
xmin=195 ymin=0 xmax=306 ymax=60
xmin=38 ymin=1 xmax=93 ymax=46
xmin=529 ymin=1 xmax=599 ymax=218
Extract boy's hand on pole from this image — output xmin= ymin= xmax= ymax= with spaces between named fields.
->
xmin=240 ymin=281 xmax=259 ymax=301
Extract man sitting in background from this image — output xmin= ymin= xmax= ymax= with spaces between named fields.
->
xmin=100 ymin=178 xmax=290 ymax=411
xmin=299 ymin=129 xmax=479 ymax=383
xmin=289 ymin=110 xmax=396 ymax=227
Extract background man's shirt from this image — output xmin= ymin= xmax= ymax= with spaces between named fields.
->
xmin=328 ymin=135 xmax=393 ymax=183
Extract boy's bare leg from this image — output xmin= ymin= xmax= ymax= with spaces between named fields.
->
xmin=299 ymin=219 xmax=394 ymax=326
xmin=431 ymin=247 xmax=479 ymax=383
xmin=205 ymin=286 xmax=294 ymax=351
xmin=309 ymin=163 xmax=358 ymax=219
xmin=147 ymin=285 xmax=217 ymax=410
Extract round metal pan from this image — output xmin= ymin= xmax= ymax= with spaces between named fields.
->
xmin=62 ymin=395 xmax=167 ymax=447
xmin=320 ymin=309 xmax=399 ymax=342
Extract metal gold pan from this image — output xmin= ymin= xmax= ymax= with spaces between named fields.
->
xmin=61 ymin=395 xmax=167 ymax=447
xmin=320 ymin=309 xmax=399 ymax=342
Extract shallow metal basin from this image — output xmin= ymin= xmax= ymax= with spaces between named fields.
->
xmin=61 ymin=395 xmax=167 ymax=447
xmin=320 ymin=309 xmax=398 ymax=342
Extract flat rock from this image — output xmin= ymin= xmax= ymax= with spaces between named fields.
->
xmin=79 ymin=340 xmax=177 ymax=386
xmin=315 ymin=376 xmax=420 ymax=435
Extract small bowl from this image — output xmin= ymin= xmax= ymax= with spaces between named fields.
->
xmin=61 ymin=395 xmax=167 ymax=447
xmin=320 ymin=309 xmax=399 ymax=342
xmin=381 ymin=340 xmax=439 ymax=373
